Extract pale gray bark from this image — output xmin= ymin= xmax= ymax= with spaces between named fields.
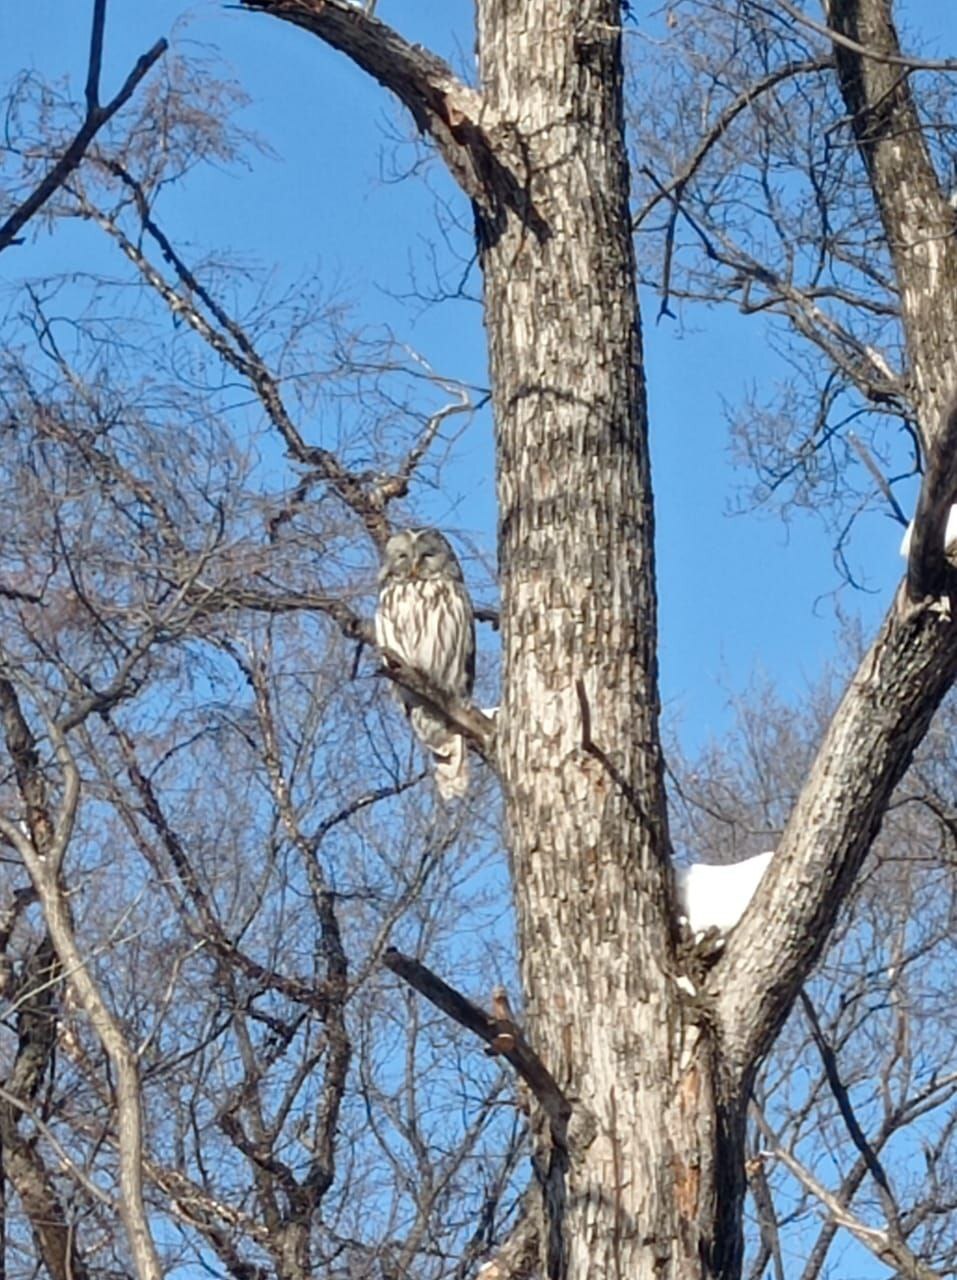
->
xmin=237 ymin=1 xmax=957 ymax=1277
xmin=0 ymin=681 xmax=162 ymax=1280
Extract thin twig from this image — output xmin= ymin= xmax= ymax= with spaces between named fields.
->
xmin=756 ymin=0 xmax=957 ymax=72
xmin=799 ymin=990 xmax=901 ymax=1229
xmin=847 ymin=431 xmax=908 ymax=525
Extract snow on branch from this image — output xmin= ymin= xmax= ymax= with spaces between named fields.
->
xmin=904 ymin=390 xmax=957 ymax=602
xmin=676 ymin=852 xmax=774 ymax=939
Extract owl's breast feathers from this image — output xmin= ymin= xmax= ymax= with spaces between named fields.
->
xmin=375 ymin=578 xmax=474 ymax=699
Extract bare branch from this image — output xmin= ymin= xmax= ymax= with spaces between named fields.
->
xmin=77 ymin=188 xmax=394 ymax=547
xmin=847 ymin=431 xmax=909 ymax=525
xmin=752 ymin=1103 xmax=941 ymax=1280
xmin=238 ymin=0 xmax=495 ymax=205
xmin=633 ymin=58 xmax=831 ymax=229
xmin=382 ymin=948 xmax=571 ymax=1146
xmin=84 ymin=0 xmax=108 ymax=113
xmin=237 ymin=0 xmax=555 ymax=248
xmin=0 ymin=686 xmax=161 ymax=1280
xmin=716 ymin=398 xmax=957 ymax=1073
xmin=379 ymin=647 xmax=496 ymax=759
xmin=798 ymin=990 xmax=902 ymax=1230
xmin=762 ymin=0 xmax=957 ymax=72
xmin=0 ymin=5 xmax=166 ymax=253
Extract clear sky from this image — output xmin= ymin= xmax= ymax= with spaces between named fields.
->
xmin=1 ymin=0 xmax=955 ymax=756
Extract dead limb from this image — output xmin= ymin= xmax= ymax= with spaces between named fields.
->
xmin=382 ymin=948 xmax=570 ymax=1146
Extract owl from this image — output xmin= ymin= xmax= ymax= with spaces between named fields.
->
xmin=375 ymin=528 xmax=476 ymax=799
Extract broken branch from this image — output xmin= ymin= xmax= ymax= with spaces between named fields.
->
xmin=382 ymin=948 xmax=571 ymax=1144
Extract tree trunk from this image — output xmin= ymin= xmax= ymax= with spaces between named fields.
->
xmin=475 ymin=2 xmax=743 ymax=1275
xmin=237 ymin=2 xmax=957 ymax=1276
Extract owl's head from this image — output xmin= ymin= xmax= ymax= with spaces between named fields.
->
xmin=379 ymin=527 xmax=463 ymax=584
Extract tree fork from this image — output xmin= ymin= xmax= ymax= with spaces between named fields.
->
xmin=236 ymin=1 xmax=957 ymax=1276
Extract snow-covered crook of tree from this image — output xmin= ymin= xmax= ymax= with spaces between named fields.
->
xmin=676 ymin=851 xmax=775 ymax=939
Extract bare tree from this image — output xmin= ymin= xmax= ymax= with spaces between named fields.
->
xmin=667 ymin=674 xmax=957 ymax=1277
xmin=225 ymin=1 xmax=957 ymax=1277
xmin=3 ymin=1 xmax=957 ymax=1278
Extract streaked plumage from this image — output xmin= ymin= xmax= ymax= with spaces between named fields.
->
xmin=375 ymin=528 xmax=475 ymax=799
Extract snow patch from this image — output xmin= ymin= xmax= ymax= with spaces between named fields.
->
xmin=899 ymin=504 xmax=957 ymax=558
xmin=676 ymin=851 xmax=774 ymax=938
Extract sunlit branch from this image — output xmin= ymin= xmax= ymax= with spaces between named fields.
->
xmin=751 ymin=1103 xmax=941 ymax=1280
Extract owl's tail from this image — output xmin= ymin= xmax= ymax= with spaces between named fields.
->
xmin=433 ymin=735 xmax=468 ymax=800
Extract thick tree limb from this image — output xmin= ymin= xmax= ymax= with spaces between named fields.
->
xmin=240 ymin=1 xmax=491 ymax=199
xmin=826 ymin=0 xmax=957 ymax=427
xmin=717 ymin=396 xmax=957 ymax=1075
xmin=239 ymin=0 xmax=551 ymax=246
xmin=0 ymin=1 xmax=166 ymax=254
xmin=382 ymin=948 xmax=571 ymax=1145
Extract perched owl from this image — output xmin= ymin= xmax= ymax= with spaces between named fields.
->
xmin=375 ymin=528 xmax=476 ymax=799
xmin=676 ymin=851 xmax=774 ymax=940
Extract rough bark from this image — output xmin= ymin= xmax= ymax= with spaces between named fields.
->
xmin=472 ymin=3 xmax=745 ymax=1276
xmin=0 ymin=935 xmax=92 ymax=1280
xmin=826 ymin=0 xmax=957 ymax=428
xmin=236 ymin=2 xmax=957 ymax=1277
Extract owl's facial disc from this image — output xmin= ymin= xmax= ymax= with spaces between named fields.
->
xmin=417 ymin=551 xmax=443 ymax=578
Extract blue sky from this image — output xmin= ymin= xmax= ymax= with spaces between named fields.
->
xmin=1 ymin=0 xmax=955 ymax=755
xmin=2 ymin=7 xmax=955 ymax=1277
